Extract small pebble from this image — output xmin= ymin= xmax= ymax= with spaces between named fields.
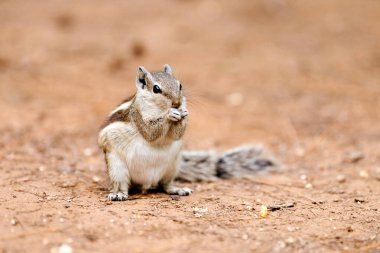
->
xmin=305 ymin=183 xmax=313 ymax=189
xmin=225 ymin=92 xmax=243 ymax=107
xmin=336 ymin=174 xmax=346 ymax=183
xmin=287 ymin=226 xmax=295 ymax=232
xmin=245 ymin=205 xmax=253 ymax=211
xmin=274 ymin=240 xmax=286 ymax=251
xmin=170 ymin=195 xmax=180 ymax=201
xmin=10 ymin=219 xmax=17 ymax=225
xmin=42 ymin=238 xmax=49 ymax=245
xmin=295 ymin=147 xmax=305 ymax=157
xmin=50 ymin=244 xmax=73 ymax=253
xmin=193 ymin=207 xmax=208 ymax=218
xmin=92 ymin=176 xmax=100 ymax=183
xmin=193 ymin=207 xmax=208 ymax=213
xmin=354 ymin=198 xmax=366 ymax=203
xmin=58 ymin=244 xmax=72 ymax=253
xmin=83 ymin=148 xmax=94 ymax=157
xmin=347 ymin=151 xmax=364 ymax=163
xmin=285 ymin=237 xmax=295 ymax=244
xmin=359 ymin=170 xmax=369 ymax=179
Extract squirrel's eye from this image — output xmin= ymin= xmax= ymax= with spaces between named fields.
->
xmin=179 ymin=83 xmax=182 ymax=91
xmin=153 ymin=85 xmax=162 ymax=94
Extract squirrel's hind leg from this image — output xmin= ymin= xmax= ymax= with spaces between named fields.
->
xmin=160 ymin=155 xmax=192 ymax=196
xmin=105 ymin=151 xmax=130 ymax=201
xmin=163 ymin=184 xmax=193 ymax=196
xmin=161 ymin=173 xmax=192 ymax=196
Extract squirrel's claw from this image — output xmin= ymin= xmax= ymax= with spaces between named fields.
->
xmin=181 ymin=108 xmax=189 ymax=118
xmin=168 ymin=108 xmax=182 ymax=122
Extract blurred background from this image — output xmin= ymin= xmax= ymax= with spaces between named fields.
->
xmin=1 ymin=1 xmax=380 ymax=252
xmin=1 ymin=0 xmax=379 ymax=155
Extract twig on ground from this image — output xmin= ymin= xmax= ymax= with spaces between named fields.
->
xmin=267 ymin=202 xmax=296 ymax=211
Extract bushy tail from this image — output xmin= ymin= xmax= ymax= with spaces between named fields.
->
xmin=177 ymin=145 xmax=278 ymax=182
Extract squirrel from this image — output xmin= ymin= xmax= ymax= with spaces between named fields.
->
xmin=98 ymin=64 xmax=192 ymax=201
xmin=98 ymin=64 xmax=277 ymax=201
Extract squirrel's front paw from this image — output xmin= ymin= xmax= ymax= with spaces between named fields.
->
xmin=108 ymin=192 xmax=128 ymax=201
xmin=180 ymin=108 xmax=189 ymax=118
xmin=168 ymin=108 xmax=182 ymax=122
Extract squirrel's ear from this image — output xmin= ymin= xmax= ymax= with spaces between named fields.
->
xmin=136 ymin=66 xmax=153 ymax=89
xmin=163 ymin=64 xmax=173 ymax=75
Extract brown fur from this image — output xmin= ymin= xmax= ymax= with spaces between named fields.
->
xmin=99 ymin=66 xmax=186 ymax=143
xmin=100 ymin=96 xmax=135 ymax=130
xmin=130 ymin=106 xmax=167 ymax=142
xmin=167 ymin=117 xmax=188 ymax=140
xmin=100 ymin=108 xmax=130 ymax=130
xmin=150 ymin=71 xmax=182 ymax=107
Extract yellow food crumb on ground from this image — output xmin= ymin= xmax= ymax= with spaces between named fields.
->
xmin=260 ymin=205 xmax=268 ymax=218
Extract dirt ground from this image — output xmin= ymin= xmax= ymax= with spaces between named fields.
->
xmin=1 ymin=1 xmax=380 ymax=252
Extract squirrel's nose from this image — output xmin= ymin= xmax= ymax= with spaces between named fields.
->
xmin=172 ymin=100 xmax=181 ymax=109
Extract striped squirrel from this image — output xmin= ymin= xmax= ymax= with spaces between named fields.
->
xmin=98 ymin=64 xmax=191 ymax=201
xmin=98 ymin=64 xmax=276 ymax=201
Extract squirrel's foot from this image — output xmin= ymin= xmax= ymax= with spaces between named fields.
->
xmin=108 ymin=192 xmax=128 ymax=201
xmin=168 ymin=108 xmax=182 ymax=122
xmin=164 ymin=185 xmax=193 ymax=196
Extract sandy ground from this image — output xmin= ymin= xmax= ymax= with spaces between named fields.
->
xmin=1 ymin=0 xmax=380 ymax=252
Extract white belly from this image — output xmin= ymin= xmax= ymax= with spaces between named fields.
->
xmin=99 ymin=121 xmax=182 ymax=189
xmin=124 ymin=136 xmax=182 ymax=188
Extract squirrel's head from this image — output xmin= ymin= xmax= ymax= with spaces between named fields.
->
xmin=135 ymin=64 xmax=183 ymax=109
